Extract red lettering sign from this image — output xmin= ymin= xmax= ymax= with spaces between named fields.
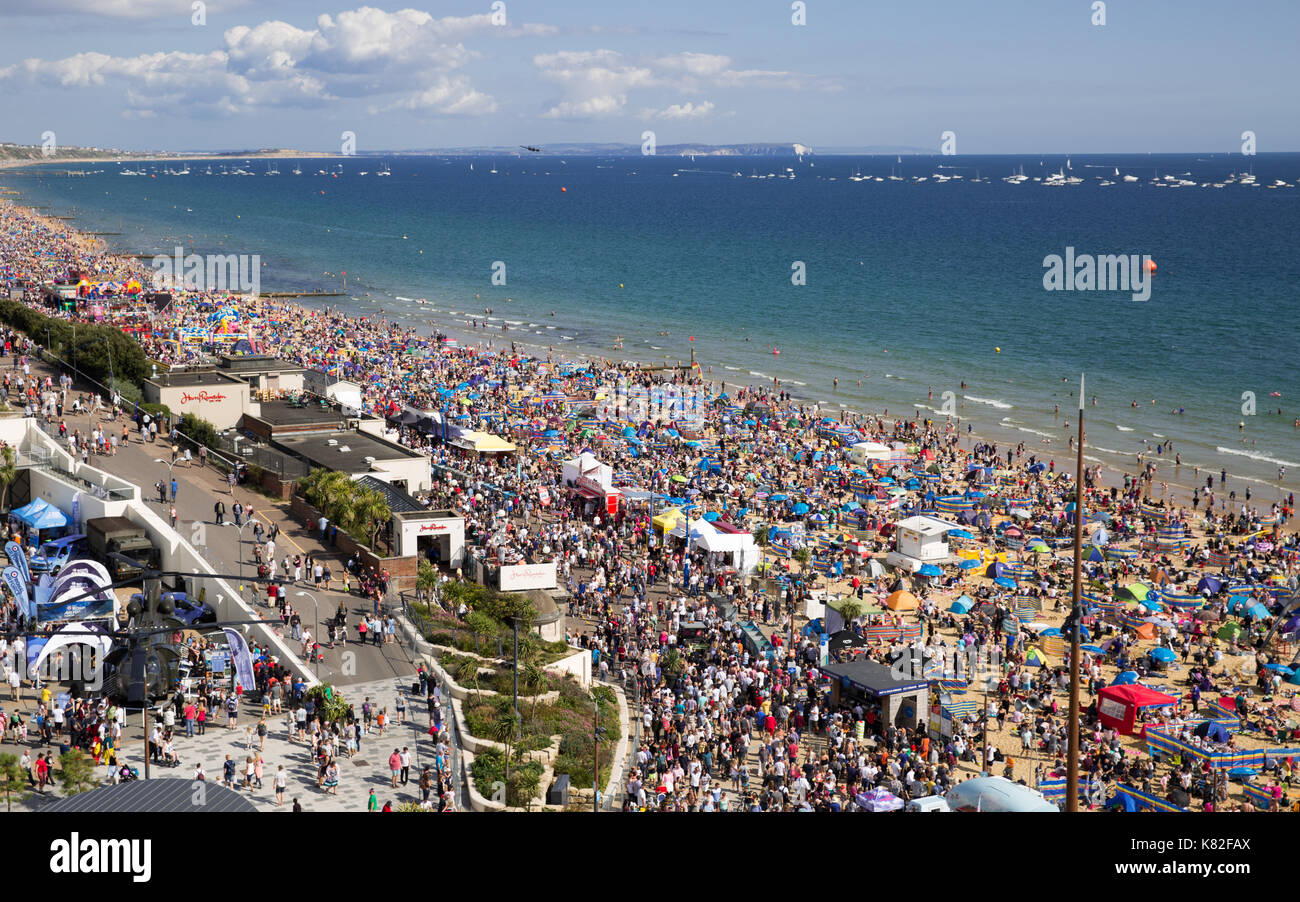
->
xmin=419 ymin=523 xmax=448 ymax=532
xmin=180 ymin=391 xmax=228 ymax=404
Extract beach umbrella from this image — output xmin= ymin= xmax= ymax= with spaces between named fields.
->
xmin=957 ymin=559 xmax=981 ymax=570
xmin=949 ymin=529 xmax=974 ymax=540
xmin=1003 ymin=527 xmax=1023 ymax=537
xmin=1081 ymin=645 xmax=1105 ymax=654
xmin=993 ymin=576 xmax=1017 ymax=589
xmin=1264 ymin=663 xmax=1296 ymax=676
xmin=770 ymin=493 xmax=789 ymax=502
xmin=792 ymin=502 xmax=810 ymax=515
xmin=1149 ymin=647 xmax=1177 ymax=663
xmin=918 ymin=564 xmax=942 ymax=577
xmin=671 ymin=474 xmax=688 ymax=483
xmin=1110 ymin=671 xmax=1139 ymax=686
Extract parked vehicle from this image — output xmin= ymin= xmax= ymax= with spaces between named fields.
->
xmin=127 ymin=591 xmax=216 ymax=627
xmin=29 ymin=534 xmax=88 ymax=575
xmin=86 ymin=517 xmax=160 ymax=583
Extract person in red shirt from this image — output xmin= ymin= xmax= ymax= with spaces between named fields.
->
xmin=35 ymin=753 xmax=50 ymax=792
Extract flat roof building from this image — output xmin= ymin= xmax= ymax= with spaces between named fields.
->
xmin=143 ymin=370 xmax=252 ymax=430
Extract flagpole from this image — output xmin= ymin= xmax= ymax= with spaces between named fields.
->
xmin=1066 ymin=373 xmax=1085 ymax=812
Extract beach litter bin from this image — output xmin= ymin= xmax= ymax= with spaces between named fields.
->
xmin=547 ymin=774 xmax=570 ymax=807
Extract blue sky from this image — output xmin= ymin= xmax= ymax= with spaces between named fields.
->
xmin=1 ymin=0 xmax=1296 ymax=152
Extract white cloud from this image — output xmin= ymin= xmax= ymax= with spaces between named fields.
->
xmin=0 ymin=0 xmax=250 ymax=19
xmin=0 ymin=6 xmax=535 ymax=117
xmin=534 ymin=49 xmax=838 ymax=119
xmin=642 ymin=101 xmax=715 ymax=120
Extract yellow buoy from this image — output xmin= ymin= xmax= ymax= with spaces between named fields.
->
xmin=995 ymin=347 xmax=1001 ymax=353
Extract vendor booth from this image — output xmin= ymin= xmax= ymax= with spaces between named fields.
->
xmin=1097 ymin=684 xmax=1179 ymax=735
xmin=822 ymin=659 xmax=930 ymax=731
xmin=562 ymin=451 xmax=621 ymax=517
xmin=10 ymin=497 xmax=71 ymax=542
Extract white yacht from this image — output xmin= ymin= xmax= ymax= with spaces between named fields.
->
xmin=376 ymin=164 xmax=392 ymax=177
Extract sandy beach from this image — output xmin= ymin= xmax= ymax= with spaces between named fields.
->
xmin=2 ymin=194 xmax=1299 ymax=814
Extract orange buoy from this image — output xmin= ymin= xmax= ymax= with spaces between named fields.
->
xmin=561 ymin=186 xmax=567 ymax=192
xmin=773 ymin=348 xmax=781 ymax=355
xmin=1146 ymin=258 xmax=1157 ymax=272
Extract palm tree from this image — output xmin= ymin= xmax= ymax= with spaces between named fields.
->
xmin=492 ymin=711 xmax=520 ymax=798
xmin=450 ymin=655 xmax=476 ymax=693
xmin=521 ymin=662 xmax=546 ymax=719
xmin=792 ymin=546 xmax=811 ymax=574
xmin=349 ymin=488 xmax=390 ymax=552
xmin=0 ymin=446 xmax=16 ymax=514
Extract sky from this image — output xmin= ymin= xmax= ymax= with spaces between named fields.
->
xmin=0 ymin=0 xmax=1297 ymax=153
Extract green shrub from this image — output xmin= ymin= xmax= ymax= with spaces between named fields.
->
xmin=178 ymin=412 xmax=220 ymax=450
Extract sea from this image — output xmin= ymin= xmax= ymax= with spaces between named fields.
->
xmin=6 ymin=151 xmax=1300 ymax=498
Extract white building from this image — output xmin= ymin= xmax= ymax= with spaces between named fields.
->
xmin=886 ymin=515 xmax=961 ymax=573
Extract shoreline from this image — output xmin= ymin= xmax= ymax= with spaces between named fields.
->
xmin=1 ymin=191 xmax=1293 ymax=520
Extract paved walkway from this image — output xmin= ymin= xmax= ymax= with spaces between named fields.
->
xmin=25 ymin=350 xmax=417 ymax=688
xmin=18 ymin=676 xmax=442 ymax=811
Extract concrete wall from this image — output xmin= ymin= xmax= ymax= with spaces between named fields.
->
xmin=367 ymin=454 xmax=433 ymax=493
xmin=11 ymin=418 xmax=317 ymax=686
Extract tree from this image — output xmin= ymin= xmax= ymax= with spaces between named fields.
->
xmin=660 ymin=648 xmax=685 ymax=679
xmin=464 ymin=611 xmax=497 ymax=658
xmin=838 ymin=600 xmax=863 ymax=625
xmin=453 ymin=656 xmax=481 ymax=698
xmin=416 ymin=559 xmax=438 ymax=603
xmin=521 ymin=662 xmax=546 ymax=719
xmin=792 ymin=546 xmax=812 ymax=573
xmin=56 ymin=749 xmax=99 ymax=796
xmin=492 ymin=711 xmax=520 ymax=795
xmin=0 ymin=753 xmax=32 ymax=812
xmin=752 ymin=525 xmax=770 ymax=574
xmin=0 ymin=446 xmax=17 ymax=514
xmin=177 ymin=412 xmax=219 ymax=451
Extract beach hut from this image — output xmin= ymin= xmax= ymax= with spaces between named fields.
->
xmin=883 ymin=590 xmax=919 ymax=612
xmin=1097 ymin=684 xmax=1179 ymax=735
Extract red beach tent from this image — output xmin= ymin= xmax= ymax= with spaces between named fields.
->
xmin=1097 ymin=684 xmax=1179 ymax=735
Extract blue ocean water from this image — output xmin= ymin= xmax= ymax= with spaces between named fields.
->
xmin=8 ymin=152 xmax=1300 ymax=493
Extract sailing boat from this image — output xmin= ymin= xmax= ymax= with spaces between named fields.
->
xmin=376 ymin=164 xmax=391 ymax=177
xmin=291 ymin=164 xmax=302 ymax=175
xmin=489 ymin=161 xmax=498 ymax=174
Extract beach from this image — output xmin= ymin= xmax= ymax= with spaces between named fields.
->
xmin=3 ymin=186 xmax=1300 ymax=814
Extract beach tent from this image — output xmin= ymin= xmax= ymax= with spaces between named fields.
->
xmin=948 ymin=596 xmax=973 ymax=614
xmin=1024 ymin=647 xmax=1050 ymax=668
xmin=1097 ymin=684 xmax=1179 ymax=735
xmin=1110 ymin=671 xmax=1139 ymax=686
xmin=1216 ymin=622 xmax=1243 ymax=641
xmin=1133 ymin=622 xmax=1157 ymax=641
xmin=11 ymin=498 xmax=69 ymax=530
xmin=883 ymin=590 xmax=919 ymax=611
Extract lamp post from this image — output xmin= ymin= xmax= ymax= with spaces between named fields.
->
xmin=296 ymin=591 xmax=320 ymax=678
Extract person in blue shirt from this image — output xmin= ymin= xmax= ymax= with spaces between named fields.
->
xmin=170 ymin=478 xmax=178 ymax=502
